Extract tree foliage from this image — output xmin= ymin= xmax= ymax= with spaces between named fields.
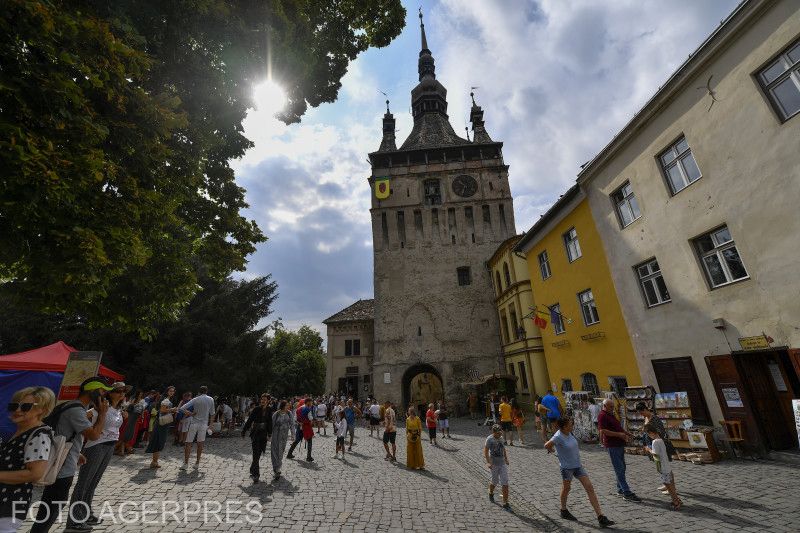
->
xmin=0 ymin=0 xmax=405 ymax=334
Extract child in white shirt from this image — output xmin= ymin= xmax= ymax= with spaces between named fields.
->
xmin=645 ymin=423 xmax=681 ymax=510
xmin=334 ymin=412 xmax=348 ymax=458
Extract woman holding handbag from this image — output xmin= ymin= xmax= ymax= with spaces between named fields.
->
xmin=241 ymin=394 xmax=272 ymax=482
xmin=146 ymin=386 xmax=177 ymax=469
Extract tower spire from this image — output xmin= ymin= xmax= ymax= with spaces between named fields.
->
xmin=419 ymin=8 xmax=429 ymax=51
xmin=469 ymin=89 xmax=493 ymax=143
xmin=417 ymin=8 xmax=435 ymax=81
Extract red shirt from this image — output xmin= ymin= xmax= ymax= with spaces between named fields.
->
xmin=597 ymin=409 xmax=625 ymax=448
xmin=425 ymin=409 xmax=437 ymax=428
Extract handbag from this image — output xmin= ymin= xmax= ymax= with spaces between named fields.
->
xmin=25 ymin=427 xmax=72 ymax=487
xmin=159 ymin=413 xmax=174 ymax=426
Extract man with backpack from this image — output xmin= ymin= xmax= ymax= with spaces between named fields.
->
xmin=32 ymin=377 xmax=112 ymax=533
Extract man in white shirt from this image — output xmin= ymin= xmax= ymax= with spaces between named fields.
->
xmin=315 ymin=400 xmax=328 ymax=435
xmin=368 ymin=400 xmax=381 ymax=437
xmin=179 ymin=386 xmax=215 ymax=469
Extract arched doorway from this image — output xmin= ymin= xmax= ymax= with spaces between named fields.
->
xmin=402 ymin=364 xmax=443 ymax=416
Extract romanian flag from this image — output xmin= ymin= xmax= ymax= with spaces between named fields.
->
xmin=374 ymin=177 xmax=390 ymax=199
xmin=532 ymin=308 xmax=548 ymax=329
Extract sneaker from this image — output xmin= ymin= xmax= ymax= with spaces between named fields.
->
xmin=286 ymin=454 xmax=295 ymax=459
xmin=502 ymin=502 xmax=510 ymax=509
xmin=64 ymin=524 xmax=93 ymax=532
xmin=306 ymin=457 xmax=314 ymax=462
xmin=598 ymin=515 xmax=615 ymax=528
xmin=180 ymin=463 xmax=188 ymax=471
xmin=488 ymin=492 xmax=495 ymax=502
xmin=86 ymin=516 xmax=102 ymax=526
xmin=623 ymin=493 xmax=641 ymax=502
xmin=560 ymin=509 xmax=577 ymax=521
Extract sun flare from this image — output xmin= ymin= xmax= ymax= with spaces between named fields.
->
xmin=253 ymin=78 xmax=287 ymax=116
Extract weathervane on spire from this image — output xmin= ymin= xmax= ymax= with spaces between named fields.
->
xmin=380 ymin=90 xmax=390 ymax=113
xmin=470 ymin=86 xmax=480 ymax=106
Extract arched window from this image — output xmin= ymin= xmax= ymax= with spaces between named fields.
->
xmin=503 ymin=262 xmax=511 ymax=287
xmin=495 ymin=272 xmax=503 ymax=294
xmin=581 ymin=373 xmax=600 ymax=395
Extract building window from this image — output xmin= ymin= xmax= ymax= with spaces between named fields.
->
xmin=694 ymin=225 xmax=748 ymax=288
xmin=503 ymin=262 xmax=511 ymax=286
xmin=482 ymin=205 xmax=491 ymax=225
xmin=561 ymin=379 xmax=573 ymax=393
xmin=636 ymin=258 xmax=671 ymax=307
xmin=611 ymin=181 xmax=641 ymax=227
xmin=424 ymin=179 xmax=441 ymax=205
xmin=508 ymin=363 xmax=515 ymax=376
xmin=344 ymin=339 xmax=361 ymax=356
xmin=457 ymin=266 xmax=471 ymax=286
xmin=758 ymin=39 xmax=800 ymax=122
xmin=499 ymin=311 xmax=510 ymax=344
xmin=537 ymin=250 xmax=551 ymax=280
xmin=608 ymin=376 xmax=628 ymax=396
xmin=381 ymin=212 xmax=389 ymax=247
xmin=396 ymin=211 xmax=406 ymax=248
xmin=509 ymin=307 xmax=518 ymax=339
xmin=578 ymin=289 xmax=600 ymax=326
xmin=363 ymin=374 xmax=370 ymax=384
xmin=659 ymin=136 xmax=702 ymax=194
xmin=563 ymin=227 xmax=582 ymax=262
xmin=581 ymin=373 xmax=600 ymax=395
xmin=353 ymin=339 xmax=361 ymax=356
xmin=345 ymin=340 xmax=352 ymax=356
xmin=494 ymin=271 xmax=503 ymax=295
xmin=518 ymin=362 xmax=529 ymax=390
xmin=550 ymin=304 xmax=565 ymax=335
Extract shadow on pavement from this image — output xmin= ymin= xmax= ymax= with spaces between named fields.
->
xmin=129 ymin=467 xmax=158 ymax=485
xmin=238 ymin=482 xmax=274 ymax=502
xmin=173 ymin=469 xmax=206 ymax=485
xmin=681 ymin=491 xmax=769 ymax=511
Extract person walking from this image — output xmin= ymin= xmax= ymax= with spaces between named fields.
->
xmin=436 ymin=401 xmax=451 ymax=439
xmin=498 ymin=396 xmax=513 ymax=444
xmin=382 ymin=400 xmax=397 ymax=461
xmin=598 ymin=398 xmax=640 ymax=502
xmin=644 ymin=423 xmax=681 ymax=510
xmin=484 ymin=424 xmax=510 ymax=509
xmin=545 ymin=417 xmax=615 ymax=528
xmin=405 ymin=407 xmax=424 ymax=470
xmin=271 ymin=401 xmax=291 ymax=479
xmin=468 ymin=392 xmax=479 ymax=420
xmin=0 ymin=387 xmax=55 ymax=533
xmin=334 ymin=410 xmax=347 ymax=459
xmin=540 ymin=390 xmax=562 ymax=440
xmin=66 ymin=382 xmax=129 ymax=531
xmin=425 ymin=403 xmax=438 ymax=446
xmin=315 ymin=399 xmax=327 ymax=436
xmin=368 ymin=399 xmax=381 ymax=438
xmin=175 ymin=391 xmax=193 ymax=445
xmin=343 ymin=399 xmax=360 ymax=452
xmin=178 ymin=385 xmax=215 ymax=470
xmin=511 ymin=399 xmax=525 ymax=445
xmin=146 ymin=385 xmax=177 ymax=469
xmin=242 ymin=394 xmax=272 ymax=482
xmin=286 ymin=398 xmax=314 ymax=462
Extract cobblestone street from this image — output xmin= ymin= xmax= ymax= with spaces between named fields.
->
xmin=16 ymin=418 xmax=799 ymax=532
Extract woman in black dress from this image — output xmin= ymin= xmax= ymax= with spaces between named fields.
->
xmin=0 ymin=386 xmax=56 ymax=532
xmin=147 ymin=385 xmax=177 ymax=469
xmin=242 ymin=394 xmax=273 ymax=482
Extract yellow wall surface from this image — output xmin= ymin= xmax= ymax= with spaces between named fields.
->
xmin=524 ymin=198 xmax=641 ymax=399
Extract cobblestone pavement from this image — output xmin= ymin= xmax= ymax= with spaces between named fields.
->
xmin=18 ymin=418 xmax=800 ymax=532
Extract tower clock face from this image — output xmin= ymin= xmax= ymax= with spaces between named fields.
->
xmin=452 ymin=174 xmax=478 ymax=198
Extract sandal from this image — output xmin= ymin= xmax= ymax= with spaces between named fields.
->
xmin=671 ymin=499 xmax=682 ymax=511
xmin=149 ymin=463 xmax=160 ymax=469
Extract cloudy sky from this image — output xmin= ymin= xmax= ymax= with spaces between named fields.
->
xmin=231 ymin=0 xmax=740 ymax=336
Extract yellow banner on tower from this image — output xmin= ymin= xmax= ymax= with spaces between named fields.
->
xmin=374 ymin=177 xmax=390 ymax=199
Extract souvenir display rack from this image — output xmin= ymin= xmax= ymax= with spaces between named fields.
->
xmin=654 ymin=391 xmax=692 ymax=446
xmin=623 ymin=385 xmax=655 ymax=446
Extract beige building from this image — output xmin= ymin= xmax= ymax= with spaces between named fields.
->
xmin=578 ymin=0 xmax=800 ymax=452
xmin=323 ymin=299 xmax=374 ymax=399
xmin=488 ymin=235 xmax=549 ymax=404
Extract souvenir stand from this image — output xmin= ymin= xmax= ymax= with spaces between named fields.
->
xmin=623 ymin=385 xmax=655 ymax=447
xmin=655 ymin=391 xmax=720 ymax=463
xmin=563 ymin=391 xmax=596 ymax=442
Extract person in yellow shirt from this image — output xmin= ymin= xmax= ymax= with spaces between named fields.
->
xmin=498 ymin=396 xmax=513 ymax=444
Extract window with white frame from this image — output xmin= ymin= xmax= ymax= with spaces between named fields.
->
xmin=578 ymin=289 xmax=600 ymax=326
xmin=563 ymin=227 xmax=582 ymax=262
xmin=611 ymin=181 xmax=641 ymax=227
xmin=659 ymin=136 xmax=702 ymax=195
xmin=538 ymin=250 xmax=551 ymax=280
xmin=636 ymin=258 xmax=671 ymax=307
xmin=694 ymin=225 xmax=749 ymax=288
xmin=758 ymin=39 xmax=800 ymax=122
xmin=550 ymin=304 xmax=565 ymax=334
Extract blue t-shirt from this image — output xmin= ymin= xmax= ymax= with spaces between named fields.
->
xmin=344 ymin=407 xmax=356 ymax=426
xmin=541 ymin=394 xmax=561 ymax=420
xmin=551 ymin=430 xmax=581 ymax=469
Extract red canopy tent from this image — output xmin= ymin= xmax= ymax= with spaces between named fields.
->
xmin=0 ymin=341 xmax=124 ymax=380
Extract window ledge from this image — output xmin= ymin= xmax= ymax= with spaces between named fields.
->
xmin=620 ymin=216 xmax=643 ymax=230
xmin=646 ymin=300 xmax=672 ymax=309
xmin=709 ymin=276 xmax=750 ymax=291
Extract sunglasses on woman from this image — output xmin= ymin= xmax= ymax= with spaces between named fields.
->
xmin=8 ymin=402 xmax=39 ymax=412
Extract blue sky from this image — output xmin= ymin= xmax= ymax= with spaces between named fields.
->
xmin=231 ymin=0 xmax=740 ymax=337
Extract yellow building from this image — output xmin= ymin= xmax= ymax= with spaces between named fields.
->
xmin=489 ymin=235 xmax=550 ymax=405
xmin=514 ymin=185 xmax=642 ymax=400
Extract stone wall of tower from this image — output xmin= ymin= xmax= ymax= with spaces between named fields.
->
xmin=370 ymin=157 xmax=515 ymax=408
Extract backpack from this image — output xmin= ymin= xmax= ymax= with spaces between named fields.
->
xmin=35 ymin=401 xmax=85 ymax=486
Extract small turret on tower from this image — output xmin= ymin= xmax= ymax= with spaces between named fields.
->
xmin=379 ymin=99 xmax=397 ymax=152
xmin=470 ymin=91 xmax=493 ymax=143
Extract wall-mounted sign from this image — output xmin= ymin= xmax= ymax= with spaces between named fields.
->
xmin=721 ymin=386 xmax=743 ymax=408
xmin=383 ymin=372 xmax=391 ymax=384
xmin=738 ymin=335 xmax=770 ymax=350
xmin=580 ymin=331 xmax=606 ymax=341
xmin=551 ymin=340 xmax=570 ymax=348
xmin=768 ymin=363 xmax=788 ymax=392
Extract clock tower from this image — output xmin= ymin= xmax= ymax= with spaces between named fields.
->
xmin=367 ymin=11 xmax=516 ymax=409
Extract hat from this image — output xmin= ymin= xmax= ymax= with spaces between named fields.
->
xmin=79 ymin=377 xmax=114 ymax=393
xmin=110 ymin=382 xmax=132 ymax=393
xmin=491 ymin=424 xmax=502 ymax=433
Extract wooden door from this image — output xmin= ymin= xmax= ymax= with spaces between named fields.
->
xmin=705 ymin=354 xmax=761 ymax=448
xmin=737 ymin=353 xmax=795 ymax=450
xmin=652 ymin=357 xmax=711 ymax=425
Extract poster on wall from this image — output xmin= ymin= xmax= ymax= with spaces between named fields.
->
xmin=721 ymin=386 xmax=743 ymax=408
xmin=383 ymin=372 xmax=391 ymax=384
xmin=58 ymin=351 xmax=103 ymax=401
xmin=793 ymin=399 xmax=800 ymax=448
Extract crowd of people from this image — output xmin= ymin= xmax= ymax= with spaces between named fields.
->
xmin=0 ymin=381 xmax=683 ymax=532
